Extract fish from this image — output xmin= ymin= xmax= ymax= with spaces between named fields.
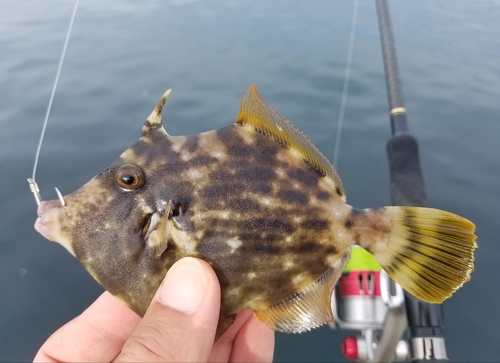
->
xmin=33 ymin=85 xmax=477 ymax=339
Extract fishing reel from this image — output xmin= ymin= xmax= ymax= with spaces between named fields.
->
xmin=330 ymin=246 xmax=409 ymax=362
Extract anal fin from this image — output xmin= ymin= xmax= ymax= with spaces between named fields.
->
xmin=254 ymin=252 xmax=351 ymax=333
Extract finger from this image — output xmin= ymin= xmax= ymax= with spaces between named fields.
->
xmin=33 ymin=291 xmax=141 ymax=362
xmin=208 ymin=310 xmax=274 ymax=363
xmin=115 ymin=257 xmax=220 ymax=362
xmin=229 ymin=313 xmax=274 ymax=362
xmin=208 ymin=310 xmax=254 ymax=363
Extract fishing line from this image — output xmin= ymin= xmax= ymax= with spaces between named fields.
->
xmin=31 ymin=0 xmax=81 ymax=181
xmin=28 ymin=0 xmax=81 ymax=205
xmin=332 ymin=0 xmax=359 ymax=168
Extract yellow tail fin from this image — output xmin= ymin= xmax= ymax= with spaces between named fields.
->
xmin=371 ymin=207 xmax=477 ymax=303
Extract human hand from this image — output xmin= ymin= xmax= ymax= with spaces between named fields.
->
xmin=34 ymin=257 xmax=275 ymax=362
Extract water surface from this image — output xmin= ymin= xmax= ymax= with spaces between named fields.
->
xmin=1 ymin=0 xmax=499 ymax=361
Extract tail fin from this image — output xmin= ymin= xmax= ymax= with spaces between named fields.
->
xmin=371 ymin=207 xmax=477 ymax=303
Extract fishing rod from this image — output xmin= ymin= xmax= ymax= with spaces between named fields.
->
xmin=331 ymin=1 xmax=449 ymax=362
xmin=377 ymin=0 xmax=448 ymax=361
xmin=329 ymin=2 xmax=408 ymax=360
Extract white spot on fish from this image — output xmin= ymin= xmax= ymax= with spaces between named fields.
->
xmin=156 ymin=199 xmax=168 ymax=211
xmin=285 ymin=236 xmax=292 ymax=243
xmin=247 ymin=272 xmax=256 ymax=279
xmin=275 ymin=167 xmax=286 ymax=178
xmin=119 ymin=148 xmax=137 ymax=160
xmin=135 ymin=196 xmax=150 ymax=213
xmin=327 ymin=254 xmax=342 ymax=266
xmin=227 ymin=287 xmax=240 ymax=297
xmin=335 ymin=229 xmax=347 ymax=241
xmin=182 ymin=240 xmax=196 ymax=255
xmin=292 ymin=273 xmax=306 ymax=286
xmin=210 ymin=150 xmax=226 ymax=160
xmin=239 ymin=125 xmax=256 ymax=145
xmin=170 ymin=136 xmax=187 ymax=152
xmin=247 ymin=295 xmax=269 ymax=310
xmin=284 ymin=258 xmax=295 ymax=270
xmin=261 ymin=197 xmax=271 ymax=206
xmin=220 ymin=211 xmax=230 ymax=219
xmin=290 ymin=148 xmax=301 ymax=159
xmin=226 ymin=237 xmax=242 ymax=253
xmin=188 ymin=169 xmax=202 ymax=179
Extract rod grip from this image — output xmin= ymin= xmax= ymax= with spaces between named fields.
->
xmin=404 ymin=294 xmax=444 ymax=337
xmin=387 ymin=133 xmax=449 ymax=361
xmin=386 ymin=133 xmax=427 ymax=207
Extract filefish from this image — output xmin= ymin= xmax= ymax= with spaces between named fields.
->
xmin=34 ymin=85 xmax=477 ymax=338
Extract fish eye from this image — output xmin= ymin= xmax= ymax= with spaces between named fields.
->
xmin=115 ymin=164 xmax=145 ymax=190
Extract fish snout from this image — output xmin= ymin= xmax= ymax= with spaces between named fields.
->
xmin=36 ymin=199 xmax=59 ymax=217
xmin=35 ymin=200 xmax=75 ymax=256
xmin=35 ymin=200 xmax=62 ymax=240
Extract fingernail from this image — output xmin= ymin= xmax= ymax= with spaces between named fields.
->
xmin=159 ymin=258 xmax=207 ymax=315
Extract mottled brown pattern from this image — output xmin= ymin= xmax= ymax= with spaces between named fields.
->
xmin=52 ymin=123 xmax=359 ymax=318
xmin=34 ymin=87 xmax=477 ymax=335
xmin=348 ymin=207 xmax=392 ymax=254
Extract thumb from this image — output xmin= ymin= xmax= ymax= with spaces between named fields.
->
xmin=115 ymin=257 xmax=221 ymax=362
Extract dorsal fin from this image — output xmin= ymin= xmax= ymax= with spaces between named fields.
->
xmin=142 ymin=89 xmax=172 ymax=137
xmin=254 ymin=251 xmax=350 ymax=333
xmin=236 ymin=85 xmax=346 ymax=201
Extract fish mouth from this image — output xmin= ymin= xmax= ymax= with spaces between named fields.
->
xmin=35 ymin=201 xmax=59 ymax=239
xmin=35 ymin=200 xmax=75 ymax=256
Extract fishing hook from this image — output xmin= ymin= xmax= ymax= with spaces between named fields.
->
xmin=27 ymin=178 xmax=42 ymax=206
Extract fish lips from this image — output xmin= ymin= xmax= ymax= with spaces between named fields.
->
xmin=35 ymin=200 xmax=75 ymax=256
